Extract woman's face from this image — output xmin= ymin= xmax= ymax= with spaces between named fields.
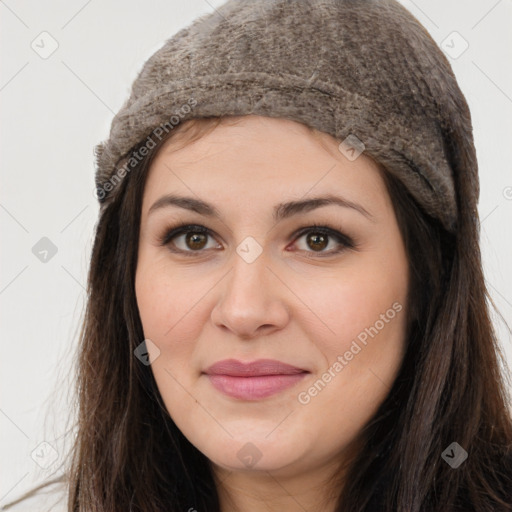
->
xmin=135 ymin=115 xmax=409 ymax=478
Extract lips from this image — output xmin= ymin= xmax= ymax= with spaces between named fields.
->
xmin=203 ymin=358 xmax=309 ymax=400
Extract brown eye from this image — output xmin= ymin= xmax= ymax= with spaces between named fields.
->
xmin=306 ymin=232 xmax=329 ymax=252
xmin=159 ymin=224 xmax=221 ymax=255
xmin=185 ymin=232 xmax=208 ymax=250
xmin=292 ymin=225 xmax=355 ymax=257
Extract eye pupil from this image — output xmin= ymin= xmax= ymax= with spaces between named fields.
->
xmin=186 ymin=232 xmax=207 ymax=250
xmin=307 ymin=233 xmax=328 ymax=251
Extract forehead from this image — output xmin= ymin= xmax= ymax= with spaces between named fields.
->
xmin=141 ymin=115 xmax=390 ymax=217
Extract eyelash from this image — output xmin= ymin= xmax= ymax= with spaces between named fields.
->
xmin=157 ymin=222 xmax=356 ymax=258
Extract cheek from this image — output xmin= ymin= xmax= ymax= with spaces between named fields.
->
xmin=136 ymin=266 xmax=176 ymax=338
xmin=292 ymin=264 xmax=408 ymax=450
xmin=303 ymin=256 xmax=408 ymax=361
xmin=135 ymin=257 xmax=214 ymax=362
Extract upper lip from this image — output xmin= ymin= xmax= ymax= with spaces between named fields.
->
xmin=204 ymin=358 xmax=309 ymax=377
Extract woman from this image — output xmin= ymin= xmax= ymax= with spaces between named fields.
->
xmin=3 ymin=0 xmax=512 ymax=511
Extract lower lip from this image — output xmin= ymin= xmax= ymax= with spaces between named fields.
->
xmin=206 ymin=373 xmax=308 ymax=400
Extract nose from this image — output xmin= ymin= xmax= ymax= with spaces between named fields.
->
xmin=210 ymin=248 xmax=290 ymax=340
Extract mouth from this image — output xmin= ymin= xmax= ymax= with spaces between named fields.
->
xmin=203 ymin=358 xmax=310 ymax=400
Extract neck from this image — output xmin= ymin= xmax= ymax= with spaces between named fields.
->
xmin=211 ymin=457 xmax=349 ymax=512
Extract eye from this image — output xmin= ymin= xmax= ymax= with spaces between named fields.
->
xmin=158 ymin=224 xmax=221 ymax=255
xmin=157 ymin=223 xmax=356 ymax=257
xmin=290 ymin=223 xmax=355 ymax=257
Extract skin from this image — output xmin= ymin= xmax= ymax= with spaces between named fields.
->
xmin=135 ymin=115 xmax=409 ymax=512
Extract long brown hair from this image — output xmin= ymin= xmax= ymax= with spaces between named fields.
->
xmin=4 ymin=116 xmax=512 ymax=512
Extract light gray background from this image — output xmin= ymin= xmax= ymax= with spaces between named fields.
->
xmin=1 ymin=0 xmax=511 ymax=507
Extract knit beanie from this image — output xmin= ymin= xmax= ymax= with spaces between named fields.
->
xmin=94 ymin=0 xmax=479 ymax=234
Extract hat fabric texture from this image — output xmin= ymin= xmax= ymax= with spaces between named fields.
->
xmin=94 ymin=0 xmax=479 ymax=233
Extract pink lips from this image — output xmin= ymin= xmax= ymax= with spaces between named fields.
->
xmin=203 ymin=358 xmax=309 ymax=400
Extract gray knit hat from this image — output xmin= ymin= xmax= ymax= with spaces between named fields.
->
xmin=94 ymin=0 xmax=479 ymax=233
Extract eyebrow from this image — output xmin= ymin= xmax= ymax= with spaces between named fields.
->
xmin=147 ymin=193 xmax=374 ymax=222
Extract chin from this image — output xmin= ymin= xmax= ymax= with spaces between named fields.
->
xmin=176 ymin=416 xmax=297 ymax=468
xmin=205 ymin=439 xmax=306 ymax=474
